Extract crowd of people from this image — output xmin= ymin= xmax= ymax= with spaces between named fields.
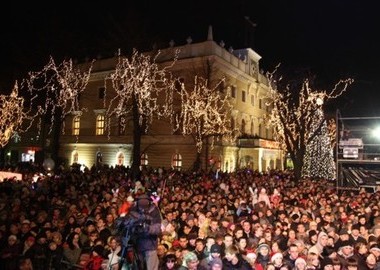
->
xmin=1 ymin=164 xmax=380 ymax=270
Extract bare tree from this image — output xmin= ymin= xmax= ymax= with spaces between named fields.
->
xmin=175 ymin=76 xmax=238 ymax=170
xmin=23 ymin=56 xmax=93 ymax=160
xmin=265 ymin=67 xmax=353 ymax=181
xmin=105 ymin=49 xmax=177 ymax=180
xmin=0 ymin=82 xmax=37 ymax=147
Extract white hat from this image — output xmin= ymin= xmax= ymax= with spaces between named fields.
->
xmin=271 ymin=252 xmax=283 ymax=263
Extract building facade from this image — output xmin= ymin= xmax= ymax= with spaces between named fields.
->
xmin=6 ymin=27 xmax=283 ymax=173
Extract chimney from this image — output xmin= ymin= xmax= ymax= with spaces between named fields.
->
xmin=207 ymin=25 xmax=213 ymax=41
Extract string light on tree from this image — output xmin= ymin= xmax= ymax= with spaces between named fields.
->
xmin=0 ymin=82 xmax=37 ymax=147
xmin=23 ymin=56 xmax=93 ymax=134
xmin=175 ymin=76 xmax=238 ymax=152
xmin=105 ymin=49 xmax=178 ymax=179
xmin=265 ymin=64 xmax=353 ymax=180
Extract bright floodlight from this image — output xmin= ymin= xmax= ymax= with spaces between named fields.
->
xmin=372 ymin=127 xmax=380 ymax=139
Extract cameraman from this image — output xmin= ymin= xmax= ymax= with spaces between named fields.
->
xmin=126 ymin=193 xmax=162 ymax=270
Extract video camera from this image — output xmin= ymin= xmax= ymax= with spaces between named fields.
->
xmin=116 ymin=211 xmax=149 ymax=237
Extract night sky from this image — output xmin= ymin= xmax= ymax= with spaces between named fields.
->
xmin=1 ymin=1 xmax=379 ymax=116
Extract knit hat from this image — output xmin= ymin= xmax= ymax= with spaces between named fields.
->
xmin=370 ymin=243 xmax=380 ymax=252
xmin=337 ymin=239 xmax=353 ymax=250
xmin=246 ymin=252 xmax=257 ymax=261
xmin=257 ymin=243 xmax=270 ymax=253
xmin=210 ymin=244 xmax=222 ymax=253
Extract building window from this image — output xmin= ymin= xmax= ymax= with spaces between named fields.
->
xmin=117 ymin=152 xmax=125 ymax=166
xmin=266 ymin=128 xmax=269 ymax=139
xmin=241 ymin=119 xmax=246 ymax=134
xmin=72 ymin=150 xmax=79 ymax=164
xmin=96 ymin=115 xmax=105 ymax=135
xmin=259 ymin=124 xmax=263 ymax=137
xmin=231 ymin=86 xmax=236 ymax=98
xmin=98 ymin=87 xmax=105 ymax=99
xmin=251 ymin=95 xmax=255 ymax=106
xmin=140 ymin=153 xmax=148 ymax=169
xmin=96 ymin=151 xmax=102 ymax=167
xmin=242 ymin=91 xmax=246 ymax=102
xmin=259 ymin=99 xmax=262 ymax=109
xmin=172 ymin=153 xmax=182 ymax=171
xmin=251 ymin=121 xmax=254 ymax=135
xmin=72 ymin=116 xmax=80 ymax=135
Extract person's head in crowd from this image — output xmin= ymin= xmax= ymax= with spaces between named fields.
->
xmin=223 ymin=234 xmax=234 ymax=250
xmin=163 ymin=253 xmax=178 ymax=270
xmin=210 ymin=257 xmax=223 ymax=270
xmin=369 ymin=243 xmax=380 ymax=259
xmin=294 ymin=257 xmax=307 ymax=270
xmin=210 ymin=243 xmax=222 ymax=259
xmin=288 ymin=243 xmax=300 ymax=260
xmin=246 ymin=252 xmax=257 ymax=266
xmin=365 ymin=252 xmax=377 ymax=269
xmin=271 ymin=252 xmax=284 ymax=267
xmin=263 ymin=228 xmax=272 ymax=243
xmin=234 ymin=225 xmax=244 ymax=240
xmin=178 ymin=235 xmax=188 ymax=249
xmin=308 ymin=229 xmax=318 ymax=244
xmin=266 ymin=262 xmax=276 ymax=270
xmin=338 ymin=227 xmax=350 ymax=241
xmin=224 ymin=244 xmax=240 ymax=263
xmin=309 ymin=220 xmax=318 ymax=232
xmin=321 ymin=257 xmax=334 ymax=270
xmin=236 ymin=236 xmax=248 ymax=253
xmin=331 ymin=258 xmax=342 ymax=270
xmin=205 ymin=236 xmax=216 ymax=251
xmin=271 ymin=241 xmax=282 ymax=255
xmin=346 ymin=257 xmax=358 ymax=270
xmin=242 ymin=219 xmax=252 ymax=233
xmin=194 ymin=238 xmax=205 ymax=254
xmin=338 ymin=239 xmax=354 ymax=257
xmin=354 ymin=241 xmax=368 ymax=256
xmin=182 ymin=251 xmax=199 ymax=270
xmin=209 ymin=218 xmax=219 ymax=232
xmin=359 ymin=224 xmax=370 ymax=238
xmin=306 ymin=252 xmax=320 ymax=270
xmin=257 ymin=243 xmax=270 ymax=257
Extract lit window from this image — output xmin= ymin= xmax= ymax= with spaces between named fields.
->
xmin=72 ymin=150 xmax=79 ymax=164
xmin=172 ymin=153 xmax=182 ymax=171
xmin=140 ymin=153 xmax=148 ymax=169
xmin=72 ymin=116 xmax=80 ymax=135
xmin=117 ymin=152 xmax=125 ymax=166
xmin=96 ymin=115 xmax=105 ymax=135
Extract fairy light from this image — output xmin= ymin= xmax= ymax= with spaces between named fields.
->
xmin=0 ymin=82 xmax=36 ymax=147
xmin=23 ymin=56 xmax=93 ymax=134
xmin=302 ymin=108 xmax=336 ymax=179
xmin=175 ymin=76 xmax=238 ymax=152
xmin=105 ymin=49 xmax=178 ymax=134
xmin=265 ymin=65 xmax=353 ymax=179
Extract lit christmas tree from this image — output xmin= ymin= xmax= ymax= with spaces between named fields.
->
xmin=302 ymin=108 xmax=336 ymax=179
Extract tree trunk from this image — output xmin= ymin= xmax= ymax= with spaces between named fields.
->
xmin=131 ymin=96 xmax=142 ymax=181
